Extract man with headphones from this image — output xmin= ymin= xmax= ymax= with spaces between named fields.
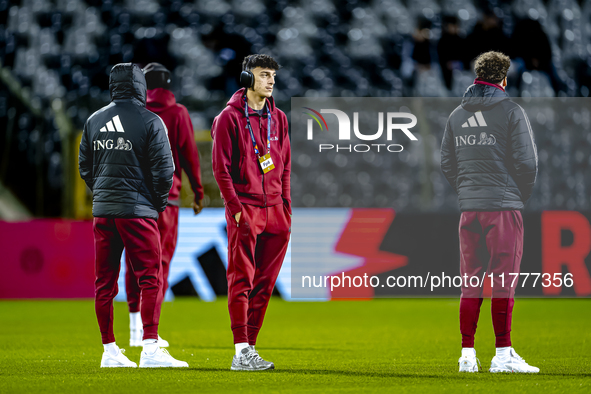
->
xmin=211 ymin=54 xmax=291 ymax=371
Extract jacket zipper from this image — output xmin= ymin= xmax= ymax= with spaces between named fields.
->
xmin=259 ymin=113 xmax=267 ymax=207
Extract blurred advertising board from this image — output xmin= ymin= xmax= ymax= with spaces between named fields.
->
xmin=1 ymin=209 xmax=590 ymax=300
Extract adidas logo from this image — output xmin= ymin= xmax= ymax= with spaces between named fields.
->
xmin=100 ymin=115 xmax=125 ymax=132
xmin=461 ymin=111 xmax=487 ymax=128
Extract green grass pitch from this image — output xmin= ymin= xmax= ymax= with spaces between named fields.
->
xmin=0 ymin=298 xmax=589 ymax=393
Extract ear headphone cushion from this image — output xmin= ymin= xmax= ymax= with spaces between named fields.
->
xmin=240 ymin=70 xmax=254 ymax=89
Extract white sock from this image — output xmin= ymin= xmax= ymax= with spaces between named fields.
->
xmin=143 ymin=339 xmax=158 ymax=355
xmin=130 ymin=312 xmax=141 ymax=331
xmin=235 ymin=342 xmax=250 ymax=357
xmin=104 ymin=342 xmax=119 ymax=356
xmin=496 ymin=346 xmax=511 ymax=359
xmin=461 ymin=348 xmax=475 ymax=358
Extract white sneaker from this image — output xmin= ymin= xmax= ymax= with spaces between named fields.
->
xmin=139 ymin=348 xmax=189 ymax=368
xmin=231 ymin=347 xmax=275 ymax=371
xmin=158 ymin=335 xmax=169 ymax=348
xmin=489 ymin=348 xmax=539 ymax=373
xmin=100 ymin=348 xmax=137 ymax=368
xmin=130 ymin=329 xmax=142 ymax=347
xmin=458 ymin=354 xmax=480 ymax=372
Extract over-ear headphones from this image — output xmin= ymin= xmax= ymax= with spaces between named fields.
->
xmin=240 ymin=57 xmax=255 ymax=89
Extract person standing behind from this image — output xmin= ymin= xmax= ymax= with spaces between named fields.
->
xmin=79 ymin=63 xmax=188 ymax=368
xmin=440 ymin=51 xmax=539 ymax=373
xmin=125 ymin=63 xmax=205 ymax=348
xmin=437 ymin=15 xmax=469 ymax=91
xmin=211 ymin=54 xmax=291 ymax=371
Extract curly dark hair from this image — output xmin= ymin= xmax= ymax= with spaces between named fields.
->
xmin=242 ymin=54 xmax=280 ymax=71
xmin=474 ymin=51 xmax=511 ymax=83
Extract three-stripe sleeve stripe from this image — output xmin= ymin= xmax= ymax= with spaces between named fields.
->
xmin=154 ymin=113 xmax=175 ymax=173
xmin=516 ymin=104 xmax=538 ymax=181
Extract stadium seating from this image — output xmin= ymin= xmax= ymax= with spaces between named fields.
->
xmin=1 ymin=0 xmax=590 ymax=215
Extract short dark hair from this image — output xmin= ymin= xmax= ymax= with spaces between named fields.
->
xmin=242 ymin=54 xmax=280 ymax=71
xmin=474 ymin=51 xmax=511 ymax=83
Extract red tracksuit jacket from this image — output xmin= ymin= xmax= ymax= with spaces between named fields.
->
xmin=211 ymin=88 xmax=291 ymax=216
xmin=146 ymin=88 xmax=204 ymax=203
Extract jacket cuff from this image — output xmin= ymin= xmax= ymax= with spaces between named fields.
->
xmin=193 ymin=189 xmax=205 ymax=202
xmin=225 ymin=195 xmax=243 ymax=216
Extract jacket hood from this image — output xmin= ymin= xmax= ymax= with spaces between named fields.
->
xmin=461 ymin=83 xmax=509 ymax=112
xmin=226 ymin=88 xmax=277 ymax=114
xmin=109 ymin=63 xmax=146 ymax=107
xmin=146 ymin=88 xmax=176 ymax=113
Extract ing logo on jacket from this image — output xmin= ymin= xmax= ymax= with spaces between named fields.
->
xmin=477 ymin=132 xmax=496 ymax=145
xmin=93 ymin=137 xmax=133 ymax=151
xmin=114 ymin=137 xmax=133 ymax=150
xmin=455 ymin=132 xmax=496 ymax=147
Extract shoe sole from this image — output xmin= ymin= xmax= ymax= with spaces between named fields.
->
xmin=230 ymin=364 xmax=275 ymax=371
xmin=489 ymin=368 xmax=538 ymax=373
xmin=139 ymin=365 xmax=189 ymax=368
xmin=101 ymin=365 xmax=137 ymax=368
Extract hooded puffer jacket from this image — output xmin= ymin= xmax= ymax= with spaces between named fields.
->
xmin=440 ymin=82 xmax=538 ymax=211
xmin=79 ymin=63 xmax=174 ymax=220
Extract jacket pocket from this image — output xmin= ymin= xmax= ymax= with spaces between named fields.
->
xmin=225 ymin=207 xmax=241 ymax=228
xmin=283 ymin=203 xmax=292 ymax=231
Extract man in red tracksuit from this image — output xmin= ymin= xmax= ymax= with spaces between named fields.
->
xmin=211 ymin=54 xmax=291 ymax=371
xmin=125 ymin=63 xmax=204 ymax=348
xmin=79 ymin=63 xmax=187 ymax=368
xmin=441 ymin=52 xmax=538 ymax=373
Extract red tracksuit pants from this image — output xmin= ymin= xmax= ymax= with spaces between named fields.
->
xmin=226 ymin=203 xmax=291 ymax=345
xmin=93 ymin=217 xmax=163 ymax=344
xmin=458 ymin=210 xmax=523 ymax=348
xmin=125 ymin=205 xmax=179 ymax=312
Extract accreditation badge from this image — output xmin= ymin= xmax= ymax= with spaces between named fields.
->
xmin=259 ymin=153 xmax=275 ymax=173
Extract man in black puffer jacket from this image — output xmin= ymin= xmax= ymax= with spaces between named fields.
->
xmin=440 ymin=52 xmax=538 ymax=374
xmin=79 ymin=63 xmax=187 ymax=369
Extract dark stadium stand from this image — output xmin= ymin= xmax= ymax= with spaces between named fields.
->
xmin=1 ymin=0 xmax=591 ymax=215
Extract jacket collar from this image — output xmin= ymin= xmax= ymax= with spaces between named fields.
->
xmin=461 ymin=82 xmax=509 ymax=111
xmin=226 ymin=88 xmax=277 ymax=116
xmin=474 ymin=78 xmax=505 ymax=92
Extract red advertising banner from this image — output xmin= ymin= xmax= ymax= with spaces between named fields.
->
xmin=2 ymin=210 xmax=591 ymax=299
xmin=0 ymin=220 xmax=95 ymax=298
xmin=541 ymin=211 xmax=591 ymax=296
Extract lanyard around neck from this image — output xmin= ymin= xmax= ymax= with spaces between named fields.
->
xmin=243 ymin=95 xmax=271 ymax=157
